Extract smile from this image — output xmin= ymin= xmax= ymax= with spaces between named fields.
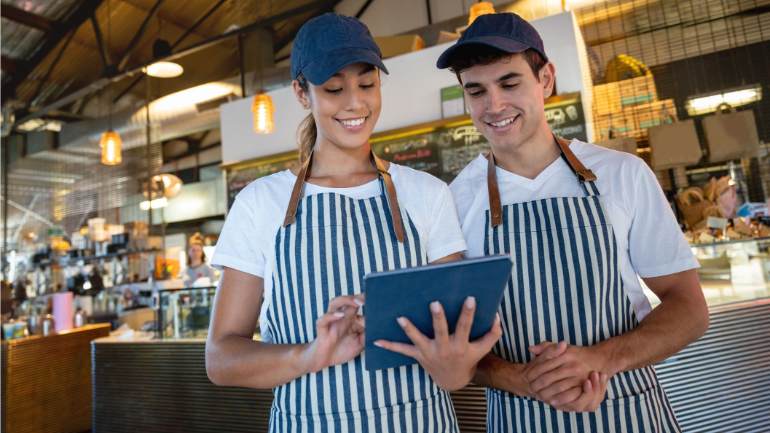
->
xmin=336 ymin=116 xmax=368 ymax=129
xmin=485 ymin=115 xmax=518 ymax=128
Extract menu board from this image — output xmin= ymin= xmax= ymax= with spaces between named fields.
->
xmin=373 ymin=93 xmax=587 ymax=182
xmin=226 ymin=151 xmax=298 ymax=207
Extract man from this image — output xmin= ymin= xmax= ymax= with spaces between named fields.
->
xmin=437 ymin=13 xmax=709 ymax=432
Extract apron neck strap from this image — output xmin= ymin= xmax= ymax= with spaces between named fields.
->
xmin=282 ymin=149 xmax=406 ymax=243
xmin=486 ymin=135 xmax=599 ymax=228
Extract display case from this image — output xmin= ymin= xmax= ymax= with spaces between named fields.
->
xmin=154 ymin=286 xmax=216 ymax=339
xmin=690 ymin=236 xmax=770 ymax=305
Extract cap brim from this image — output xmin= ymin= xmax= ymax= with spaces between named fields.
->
xmin=302 ymin=47 xmax=389 ymax=85
xmin=436 ymin=36 xmax=532 ymax=69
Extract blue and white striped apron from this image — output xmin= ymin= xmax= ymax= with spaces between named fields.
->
xmin=265 ymin=153 xmax=459 ymax=433
xmin=484 ymin=138 xmax=681 ymax=433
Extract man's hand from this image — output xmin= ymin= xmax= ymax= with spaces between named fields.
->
xmin=375 ymin=296 xmax=502 ymax=391
xmin=524 ymin=341 xmax=611 ymax=408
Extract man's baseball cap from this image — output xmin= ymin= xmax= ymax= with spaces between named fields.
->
xmin=436 ymin=13 xmax=547 ymax=69
xmin=291 ymin=13 xmax=388 ymax=85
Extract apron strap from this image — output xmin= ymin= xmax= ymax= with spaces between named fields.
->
xmin=486 ymin=135 xmax=599 ymax=227
xmin=282 ymin=150 xmax=406 ymax=243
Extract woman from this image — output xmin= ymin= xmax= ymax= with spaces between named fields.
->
xmin=182 ymin=233 xmax=216 ymax=287
xmin=206 ymin=13 xmax=500 ymax=433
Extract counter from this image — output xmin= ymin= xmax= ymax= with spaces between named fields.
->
xmin=2 ymin=323 xmax=111 ymax=433
xmin=91 ymin=293 xmax=770 ymax=433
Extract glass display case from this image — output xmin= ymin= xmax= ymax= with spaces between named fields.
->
xmin=155 ymin=286 xmax=216 ymax=339
xmin=690 ymin=236 xmax=770 ymax=305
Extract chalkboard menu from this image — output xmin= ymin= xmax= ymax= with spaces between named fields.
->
xmin=372 ymin=93 xmax=586 ymax=182
xmin=225 ymin=151 xmax=298 ymax=207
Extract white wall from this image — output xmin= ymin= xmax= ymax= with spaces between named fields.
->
xmin=220 ymin=11 xmax=593 ymax=165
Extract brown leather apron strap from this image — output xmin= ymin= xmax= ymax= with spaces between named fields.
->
xmin=486 ymin=135 xmax=598 ymax=228
xmin=487 ymin=151 xmax=503 ymax=227
xmin=282 ymin=150 xmax=406 ymax=243
xmin=554 ymin=135 xmax=597 ymax=182
xmin=282 ymin=153 xmax=313 ymax=227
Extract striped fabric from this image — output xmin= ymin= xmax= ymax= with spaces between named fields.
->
xmin=484 ymin=179 xmax=681 ymax=433
xmin=265 ymin=184 xmax=459 ymax=433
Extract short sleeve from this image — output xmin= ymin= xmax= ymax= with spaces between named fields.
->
xmin=627 ymin=161 xmax=699 ymax=277
xmin=211 ymin=194 xmax=267 ymax=278
xmin=425 ymin=183 xmax=468 ymax=262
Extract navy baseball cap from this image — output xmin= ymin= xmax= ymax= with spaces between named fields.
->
xmin=436 ymin=13 xmax=547 ymax=69
xmin=291 ymin=13 xmax=389 ymax=85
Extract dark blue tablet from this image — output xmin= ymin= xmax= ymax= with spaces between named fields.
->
xmin=363 ymin=255 xmax=512 ymax=371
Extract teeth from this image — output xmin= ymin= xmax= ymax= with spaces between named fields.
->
xmin=340 ymin=117 xmax=366 ymax=127
xmin=490 ymin=117 xmax=515 ymax=127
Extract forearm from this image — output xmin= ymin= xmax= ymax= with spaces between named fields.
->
xmin=206 ymin=334 xmax=309 ymax=389
xmin=595 ymin=290 xmax=709 ymax=375
xmin=473 ymin=353 xmax=531 ymax=397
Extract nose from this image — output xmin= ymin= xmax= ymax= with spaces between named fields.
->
xmin=485 ymin=87 xmax=507 ymax=115
xmin=344 ymin=87 xmax=366 ymax=112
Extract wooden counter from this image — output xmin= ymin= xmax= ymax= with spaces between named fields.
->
xmin=2 ymin=323 xmax=111 ymax=433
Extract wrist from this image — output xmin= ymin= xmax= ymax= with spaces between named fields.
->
xmin=293 ymin=342 xmax=317 ymax=375
xmin=594 ymin=338 xmax=624 ymax=376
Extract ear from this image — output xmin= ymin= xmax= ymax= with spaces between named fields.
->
xmin=540 ymin=62 xmax=556 ymax=99
xmin=292 ymin=80 xmax=311 ymax=109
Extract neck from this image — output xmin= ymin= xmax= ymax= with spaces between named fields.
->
xmin=306 ymin=137 xmax=379 ymax=186
xmin=190 ymin=260 xmax=202 ymax=267
xmin=493 ymin=125 xmax=560 ymax=180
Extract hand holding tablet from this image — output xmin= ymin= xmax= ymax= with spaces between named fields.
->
xmin=363 ymin=255 xmax=512 ymax=376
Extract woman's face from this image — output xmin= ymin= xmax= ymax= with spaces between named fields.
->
xmin=188 ymin=244 xmax=203 ymax=264
xmin=294 ymin=63 xmax=382 ymax=151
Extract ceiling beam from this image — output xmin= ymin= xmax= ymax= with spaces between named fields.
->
xmin=116 ymin=0 xmax=164 ymax=71
xmin=1 ymin=4 xmax=53 ymax=32
xmin=31 ymin=30 xmax=77 ymax=107
xmin=2 ymin=0 xmax=104 ymax=102
xmin=16 ymin=0 xmax=338 ymax=124
xmin=90 ymin=15 xmax=112 ymax=74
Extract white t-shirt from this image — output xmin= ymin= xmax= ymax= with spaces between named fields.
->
xmin=212 ymin=163 xmax=467 ymax=332
xmin=450 ymin=139 xmax=699 ymax=320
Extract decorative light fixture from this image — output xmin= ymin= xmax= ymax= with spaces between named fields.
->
xmin=685 ymin=84 xmax=762 ymax=116
xmin=99 ymin=130 xmax=123 ymax=165
xmin=252 ymin=92 xmax=275 ymax=134
xmin=100 ymin=0 xmax=122 ymax=166
xmin=145 ymin=39 xmax=183 ymax=78
xmin=468 ymin=1 xmax=495 ymax=26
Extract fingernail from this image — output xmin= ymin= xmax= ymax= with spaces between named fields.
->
xmin=430 ymin=301 xmax=441 ymax=313
xmin=373 ymin=341 xmax=383 ymax=348
xmin=354 ymin=298 xmax=364 ymax=306
xmin=465 ymin=296 xmax=476 ymax=309
xmin=397 ymin=317 xmax=407 ymax=327
xmin=334 ymin=311 xmax=345 ymax=318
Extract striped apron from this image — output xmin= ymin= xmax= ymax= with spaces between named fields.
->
xmin=484 ymin=137 xmax=681 ymax=433
xmin=265 ymin=152 xmax=459 ymax=433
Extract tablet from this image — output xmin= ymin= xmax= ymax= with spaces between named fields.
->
xmin=363 ymin=255 xmax=512 ymax=371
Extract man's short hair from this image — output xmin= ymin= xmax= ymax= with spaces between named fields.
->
xmin=446 ymin=45 xmax=547 ymax=82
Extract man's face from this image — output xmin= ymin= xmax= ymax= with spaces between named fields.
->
xmin=459 ymin=53 xmax=555 ymax=152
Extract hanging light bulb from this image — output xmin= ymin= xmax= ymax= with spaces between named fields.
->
xmin=99 ymin=129 xmax=122 ymax=165
xmin=145 ymin=39 xmax=184 ymax=78
xmin=468 ymin=1 xmax=495 ymax=26
xmin=251 ymin=92 xmax=275 ymax=134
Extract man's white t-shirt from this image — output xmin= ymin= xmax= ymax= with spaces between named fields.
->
xmin=212 ymin=163 xmax=467 ymax=334
xmin=450 ymin=139 xmax=699 ymax=320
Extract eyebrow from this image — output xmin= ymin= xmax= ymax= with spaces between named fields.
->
xmin=463 ymin=72 xmax=522 ymax=89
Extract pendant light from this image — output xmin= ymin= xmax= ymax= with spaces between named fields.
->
xmin=146 ymin=39 xmax=184 ymax=78
xmin=468 ymin=1 xmax=495 ymax=26
xmin=251 ymin=52 xmax=274 ymax=134
xmin=100 ymin=0 xmax=122 ymax=166
xmin=252 ymin=92 xmax=274 ymax=134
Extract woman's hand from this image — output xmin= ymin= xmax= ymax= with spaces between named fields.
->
xmin=374 ymin=296 xmax=502 ymax=391
xmin=300 ymin=294 xmax=365 ymax=374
